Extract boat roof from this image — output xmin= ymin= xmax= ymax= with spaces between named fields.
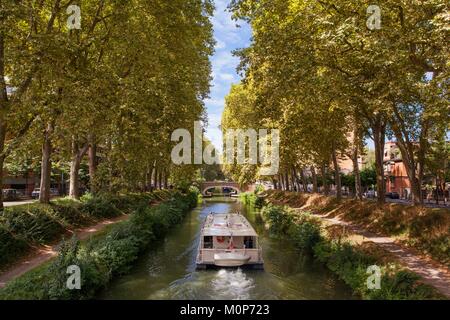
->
xmin=201 ymin=213 xmax=258 ymax=237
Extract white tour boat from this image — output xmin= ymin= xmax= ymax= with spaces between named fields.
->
xmin=196 ymin=212 xmax=263 ymax=269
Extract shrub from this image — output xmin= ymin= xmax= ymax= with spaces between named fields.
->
xmin=0 ymin=190 xmax=197 ymax=300
xmin=0 ymin=262 xmax=53 ymax=299
xmin=239 ymin=192 xmax=256 ymax=206
xmin=80 ymin=195 xmax=121 ymax=218
xmin=407 ymin=212 xmax=449 ymax=265
xmin=148 ymin=202 xmax=180 ymax=238
xmin=44 ymin=238 xmax=109 ymax=300
xmin=185 ymin=189 xmax=200 ymax=209
xmin=320 ymin=242 xmax=376 ymax=291
xmin=0 ymin=190 xmax=196 ymax=277
xmin=409 ymin=211 xmax=448 ymax=238
xmin=0 ymin=226 xmax=30 ymax=269
xmin=0 ymin=237 xmax=109 ymax=300
xmin=255 ymin=195 xmax=445 ymax=300
xmin=254 ymin=196 xmax=265 ymax=208
xmin=377 ymin=208 xmax=408 ymax=235
xmin=239 ymin=192 xmax=265 ymax=208
xmin=312 ymin=239 xmax=442 ymax=300
xmin=152 ymin=189 xmax=172 ymax=201
xmin=107 ymin=193 xmax=154 ymax=212
xmin=92 ymin=235 xmax=140 ymax=277
xmin=51 ymin=203 xmax=91 ymax=227
xmin=426 ymin=236 xmax=449 ymax=265
xmin=290 ymin=221 xmax=322 ymax=251
xmin=261 ymin=204 xmax=293 ymax=236
xmin=365 ymin=270 xmax=438 ymax=300
xmin=79 ymin=192 xmax=94 ymax=203
xmin=0 ymin=205 xmax=64 ymax=243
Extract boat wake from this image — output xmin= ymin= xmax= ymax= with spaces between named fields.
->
xmin=211 ymin=268 xmax=254 ymax=300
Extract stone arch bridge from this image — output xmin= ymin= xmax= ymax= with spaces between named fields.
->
xmin=200 ymin=181 xmax=253 ymax=196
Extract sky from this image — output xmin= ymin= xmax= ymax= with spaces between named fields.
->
xmin=203 ymin=2 xmax=378 ymax=152
xmin=203 ymin=0 xmax=252 ymax=151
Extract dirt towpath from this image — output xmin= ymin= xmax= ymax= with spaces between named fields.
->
xmin=305 ymin=210 xmax=450 ymax=298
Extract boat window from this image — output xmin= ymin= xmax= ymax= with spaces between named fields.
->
xmin=203 ymin=236 xmax=213 ymax=249
xmin=244 ymin=236 xmax=254 ymax=249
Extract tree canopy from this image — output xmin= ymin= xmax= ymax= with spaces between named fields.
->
xmin=0 ymin=0 xmax=215 ymax=205
xmin=223 ymin=0 xmax=449 ymax=203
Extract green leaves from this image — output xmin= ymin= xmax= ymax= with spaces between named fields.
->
xmin=225 ymin=0 xmax=448 ymax=193
xmin=1 ymin=0 xmax=215 ymax=194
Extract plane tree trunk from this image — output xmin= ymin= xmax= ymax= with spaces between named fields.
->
xmin=390 ymin=106 xmax=429 ymax=205
xmin=311 ymin=166 xmax=318 ymax=193
xmin=39 ymin=123 xmax=54 ymax=204
xmin=321 ymin=164 xmax=330 ymax=195
xmin=69 ymin=137 xmax=89 ymax=199
xmin=372 ymin=115 xmax=386 ymax=206
xmin=88 ymin=134 xmax=97 ymax=194
xmin=352 ymin=149 xmax=363 ymax=200
xmin=332 ymin=145 xmax=342 ymax=201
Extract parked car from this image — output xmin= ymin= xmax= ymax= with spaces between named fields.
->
xmin=385 ymin=192 xmax=400 ymax=199
xmin=390 ymin=191 xmax=400 ymax=199
xmin=31 ymin=188 xmax=40 ymax=199
xmin=3 ymin=188 xmax=19 ymax=201
xmin=365 ymin=190 xmax=376 ymax=198
xmin=32 ymin=188 xmax=61 ymax=198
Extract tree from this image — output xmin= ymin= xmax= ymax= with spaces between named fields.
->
xmin=229 ymin=0 xmax=449 ymax=206
xmin=1 ymin=0 xmax=215 ymax=204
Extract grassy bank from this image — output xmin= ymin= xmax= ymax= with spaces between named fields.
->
xmin=264 ymin=191 xmax=450 ymax=266
xmin=0 ymin=190 xmax=173 ymax=271
xmin=239 ymin=192 xmax=265 ymax=208
xmin=0 ymin=189 xmax=198 ymax=299
xmin=243 ymin=192 xmax=444 ymax=299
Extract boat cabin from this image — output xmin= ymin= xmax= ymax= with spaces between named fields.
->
xmin=196 ymin=213 xmax=263 ymax=268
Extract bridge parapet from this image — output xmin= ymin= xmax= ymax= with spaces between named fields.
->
xmin=200 ymin=181 xmax=243 ymax=195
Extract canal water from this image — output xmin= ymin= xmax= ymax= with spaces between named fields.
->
xmin=99 ymin=197 xmax=355 ymax=299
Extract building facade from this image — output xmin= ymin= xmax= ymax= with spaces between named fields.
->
xmin=3 ymin=170 xmax=39 ymax=196
xmin=338 ymin=155 xmax=366 ymax=175
xmin=383 ymin=141 xmax=411 ymax=198
xmin=338 ymin=131 xmax=368 ymax=175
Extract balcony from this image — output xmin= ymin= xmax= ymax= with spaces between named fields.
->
xmin=384 ymin=161 xmax=395 ymax=175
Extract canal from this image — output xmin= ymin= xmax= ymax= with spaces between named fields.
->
xmin=99 ymin=197 xmax=356 ymax=299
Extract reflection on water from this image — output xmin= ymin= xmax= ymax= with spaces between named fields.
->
xmin=99 ymin=197 xmax=356 ymax=300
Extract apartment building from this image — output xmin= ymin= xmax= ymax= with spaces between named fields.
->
xmin=383 ymin=141 xmax=411 ymax=198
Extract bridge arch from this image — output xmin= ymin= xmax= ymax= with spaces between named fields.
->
xmin=200 ymin=181 xmax=242 ymax=196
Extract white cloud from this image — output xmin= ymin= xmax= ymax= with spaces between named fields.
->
xmin=204 ymin=98 xmax=224 ymax=108
xmin=215 ymin=39 xmax=226 ymax=50
xmin=203 ymin=0 xmax=251 ymax=151
xmin=211 ymin=51 xmax=239 ymax=74
xmin=218 ymin=73 xmax=236 ymax=81
xmin=208 ymin=112 xmax=223 ymax=128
